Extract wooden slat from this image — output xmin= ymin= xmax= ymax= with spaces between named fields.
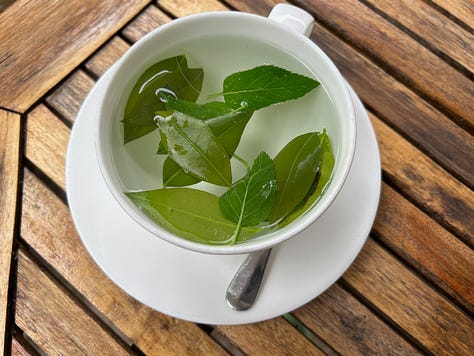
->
xmin=0 ymin=0 xmax=149 ymax=113
xmin=0 ymin=1 xmax=15 ymax=13
xmin=221 ymin=0 xmax=270 ymax=14
xmin=85 ymin=37 xmax=129 ymax=78
xmin=375 ymin=183 xmax=474 ymax=312
xmin=122 ymin=4 xmax=172 ymax=43
xmin=26 ymin=105 xmax=69 ymax=191
xmin=11 ymin=338 xmax=31 ymax=356
xmin=20 ymin=170 xmax=226 ymax=355
xmin=293 ymin=284 xmax=420 ymax=355
xmin=365 ymin=0 xmax=473 ymax=73
xmin=370 ymin=111 xmax=474 ymax=246
xmin=46 ymin=70 xmax=95 ymax=124
xmin=308 ymin=21 xmax=474 ymax=188
xmin=215 ymin=318 xmax=324 ymax=355
xmin=294 ymin=0 xmax=474 ymax=127
xmin=15 ymin=250 xmax=129 ymax=355
xmin=85 ymin=6 xmax=173 ymax=79
xmin=343 ymin=239 xmax=474 ymax=355
xmin=158 ymin=0 xmax=228 ymax=16
xmin=0 ymin=110 xmax=20 ymax=353
xmin=430 ymin=0 xmax=474 ymax=29
xmin=224 ymin=0 xmax=474 ymax=189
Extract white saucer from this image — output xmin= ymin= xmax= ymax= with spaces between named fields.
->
xmin=66 ymin=65 xmax=380 ymax=325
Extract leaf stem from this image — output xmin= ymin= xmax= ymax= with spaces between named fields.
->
xmin=207 ymin=92 xmax=223 ymax=99
xmin=228 ymin=186 xmax=249 ymax=245
xmin=233 ymin=153 xmax=250 ymax=171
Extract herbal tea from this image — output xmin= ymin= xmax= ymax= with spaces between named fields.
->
xmin=111 ymin=35 xmax=336 ymax=245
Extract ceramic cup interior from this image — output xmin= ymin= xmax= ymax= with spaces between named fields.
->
xmin=95 ymin=6 xmax=356 ymax=255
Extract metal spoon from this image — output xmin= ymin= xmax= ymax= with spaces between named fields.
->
xmin=225 ymin=249 xmax=271 ymax=310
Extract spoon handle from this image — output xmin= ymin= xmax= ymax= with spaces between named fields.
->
xmin=226 ymin=249 xmax=271 ymax=311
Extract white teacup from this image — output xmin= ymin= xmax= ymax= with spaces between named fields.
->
xmin=95 ymin=4 xmax=356 ymax=255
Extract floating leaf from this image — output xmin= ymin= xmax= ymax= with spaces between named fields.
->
xmin=160 ymin=96 xmax=254 ymax=187
xmin=268 ymin=132 xmax=323 ymax=222
xmin=205 ymin=110 xmax=253 ymax=155
xmin=126 ymin=188 xmax=261 ymax=244
xmin=280 ymin=131 xmax=335 ymax=227
xmin=157 ymin=141 xmax=167 ymax=154
xmin=156 ymin=112 xmax=232 ymax=187
xmin=162 ymin=93 xmax=232 ymax=119
xmin=162 ymin=109 xmax=252 ymax=186
xmin=162 ymin=156 xmax=201 ymax=187
xmin=220 ymin=151 xmax=277 ymax=224
xmin=122 ymin=55 xmax=203 ymax=143
xmin=209 ymin=65 xmax=319 ymax=110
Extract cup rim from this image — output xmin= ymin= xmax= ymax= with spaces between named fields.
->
xmin=95 ymin=10 xmax=356 ymax=255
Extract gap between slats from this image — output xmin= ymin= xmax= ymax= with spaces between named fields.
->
xmin=15 ymin=245 xmax=141 ymax=355
xmin=358 ymin=0 xmax=473 ymax=78
xmin=287 ymin=0 xmax=474 ymax=133
xmin=424 ymin=0 xmax=474 ymax=32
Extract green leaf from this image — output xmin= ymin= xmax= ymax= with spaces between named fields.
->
xmin=126 ymin=188 xmax=261 ymax=244
xmin=157 ymin=141 xmax=167 ymax=154
xmin=205 ymin=110 xmax=253 ymax=155
xmin=159 ymin=96 xmax=254 ymax=187
xmin=268 ymin=132 xmax=323 ymax=223
xmin=156 ymin=112 xmax=232 ymax=187
xmin=122 ymin=55 xmax=203 ymax=143
xmin=162 ymin=156 xmax=201 ymax=187
xmin=162 ymin=95 xmax=254 ymax=154
xmin=279 ymin=131 xmax=334 ymax=227
xmin=220 ymin=151 xmax=277 ymax=224
xmin=162 ymin=93 xmax=232 ymax=119
xmin=209 ymin=65 xmax=319 ymax=111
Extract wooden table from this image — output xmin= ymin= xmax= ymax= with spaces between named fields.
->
xmin=1 ymin=0 xmax=473 ymax=354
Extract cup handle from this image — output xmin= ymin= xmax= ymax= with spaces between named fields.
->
xmin=268 ymin=3 xmax=314 ymax=38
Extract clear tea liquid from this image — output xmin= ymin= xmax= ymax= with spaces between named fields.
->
xmin=111 ymin=34 xmax=338 ymax=196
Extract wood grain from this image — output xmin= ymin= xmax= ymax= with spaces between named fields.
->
xmin=370 ymin=111 xmax=474 ymax=246
xmin=0 ymin=0 xmax=149 ymax=113
xmin=224 ymin=0 xmax=474 ymax=189
xmin=0 ymin=110 xmax=20 ymax=353
xmin=308 ymin=23 xmax=474 ymax=188
xmin=46 ymin=70 xmax=95 ymax=125
xmin=294 ymin=0 xmax=474 ymax=128
xmin=158 ymin=0 xmax=228 ymax=16
xmin=26 ymin=105 xmax=69 ymax=190
xmin=122 ymin=4 xmax=172 ymax=43
xmin=11 ymin=338 xmax=31 ymax=356
xmin=16 ymin=250 xmax=130 ymax=355
xmin=430 ymin=0 xmax=474 ymax=29
xmin=343 ymin=239 xmax=474 ymax=354
xmin=293 ymin=284 xmax=420 ymax=355
xmin=20 ymin=170 xmax=226 ymax=355
xmin=375 ymin=183 xmax=474 ymax=312
xmin=364 ymin=0 xmax=474 ymax=72
xmin=85 ymin=37 xmax=129 ymax=78
xmin=215 ymin=317 xmax=324 ymax=355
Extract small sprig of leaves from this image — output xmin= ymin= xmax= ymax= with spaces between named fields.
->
xmin=123 ymin=55 xmax=334 ymax=245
